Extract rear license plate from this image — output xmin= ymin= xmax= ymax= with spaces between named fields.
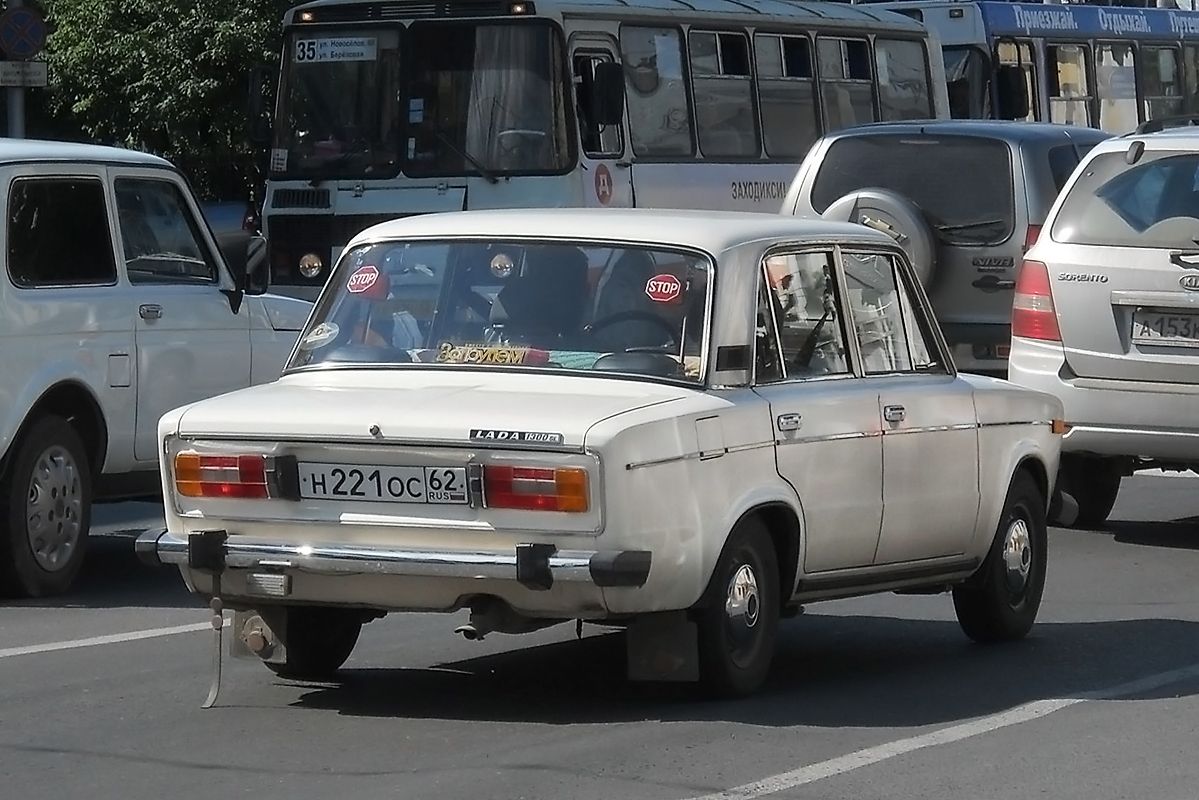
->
xmin=298 ymin=463 xmax=469 ymax=504
xmin=1131 ymin=310 xmax=1199 ymax=348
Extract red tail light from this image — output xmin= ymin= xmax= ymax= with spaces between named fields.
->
xmin=1011 ymin=259 xmax=1060 ymax=342
xmin=175 ymin=453 xmax=269 ymax=498
xmin=1023 ymin=224 xmax=1042 ymax=253
xmin=484 ymin=465 xmax=589 ymax=512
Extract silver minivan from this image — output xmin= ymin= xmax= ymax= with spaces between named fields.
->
xmin=1009 ymin=123 xmax=1199 ymax=527
xmin=782 ymin=120 xmax=1110 ymax=376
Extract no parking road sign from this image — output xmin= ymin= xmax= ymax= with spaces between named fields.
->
xmin=0 ymin=6 xmax=46 ymax=61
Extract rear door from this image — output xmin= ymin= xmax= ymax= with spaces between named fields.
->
xmin=567 ymin=25 xmax=633 ymax=208
xmin=1045 ymin=147 xmax=1199 ymax=384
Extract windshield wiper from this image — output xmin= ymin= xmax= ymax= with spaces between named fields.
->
xmin=430 ymin=129 xmax=499 ymax=185
xmin=934 ymin=218 xmax=1005 ymax=233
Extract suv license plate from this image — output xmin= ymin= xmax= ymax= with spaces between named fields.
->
xmin=1131 ymin=311 xmax=1199 ymax=348
xmin=298 ymin=463 xmax=469 ymax=504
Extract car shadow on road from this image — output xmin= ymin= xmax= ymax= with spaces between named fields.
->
xmin=3 ymin=536 xmax=201 ymax=610
xmin=1106 ymin=516 xmax=1199 ymax=551
xmin=287 ymin=614 xmax=1199 ymax=728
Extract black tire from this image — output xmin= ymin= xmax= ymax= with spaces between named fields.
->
xmin=1058 ymin=457 xmax=1122 ymax=529
xmin=265 ymin=607 xmax=363 ymax=680
xmin=953 ymin=471 xmax=1047 ymax=643
xmin=694 ymin=519 xmax=780 ymax=697
xmin=0 ymin=416 xmax=92 ymax=598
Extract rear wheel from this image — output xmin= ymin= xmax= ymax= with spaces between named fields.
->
xmin=953 ymin=471 xmax=1047 ymax=643
xmin=1059 ymin=456 xmax=1122 ymax=529
xmin=694 ymin=519 xmax=780 ymax=697
xmin=265 ymin=607 xmax=363 ymax=680
xmin=0 ymin=416 xmax=92 ymax=597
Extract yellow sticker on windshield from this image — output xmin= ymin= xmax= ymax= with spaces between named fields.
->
xmin=436 ymin=342 xmax=531 ymax=365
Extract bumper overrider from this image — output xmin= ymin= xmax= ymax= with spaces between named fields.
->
xmin=135 ymin=529 xmax=652 ymax=591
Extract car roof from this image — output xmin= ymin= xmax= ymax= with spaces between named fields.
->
xmin=349 ymin=208 xmax=898 ymax=255
xmin=0 ymin=138 xmax=174 ymax=168
xmin=1111 ymin=125 xmax=1199 ymax=150
xmin=824 ymin=119 xmax=1114 ymax=145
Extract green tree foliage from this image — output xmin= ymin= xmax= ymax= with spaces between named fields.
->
xmin=43 ymin=0 xmax=300 ymax=199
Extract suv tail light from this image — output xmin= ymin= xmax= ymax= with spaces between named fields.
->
xmin=1012 ymin=259 xmax=1060 ymax=342
xmin=1023 ymin=224 xmax=1042 ymax=253
xmin=175 ymin=453 xmax=270 ymax=499
xmin=484 ymin=465 xmax=589 ymax=512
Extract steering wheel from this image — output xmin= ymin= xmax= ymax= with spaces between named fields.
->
xmin=584 ymin=310 xmax=681 ymax=350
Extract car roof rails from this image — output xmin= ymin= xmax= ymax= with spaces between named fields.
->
xmin=1133 ymin=115 xmax=1199 ymax=135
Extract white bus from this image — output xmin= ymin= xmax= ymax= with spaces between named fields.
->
xmin=262 ymin=0 xmax=949 ymax=295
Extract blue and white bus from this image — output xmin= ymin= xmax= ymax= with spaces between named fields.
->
xmin=871 ymin=0 xmax=1199 ymax=132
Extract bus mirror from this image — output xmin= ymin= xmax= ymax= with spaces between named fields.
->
xmin=592 ymin=62 xmax=626 ymax=126
xmin=995 ymin=65 xmax=1029 ymax=120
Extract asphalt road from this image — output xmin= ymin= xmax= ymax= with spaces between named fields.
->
xmin=2 ymin=474 xmax=1198 ymax=800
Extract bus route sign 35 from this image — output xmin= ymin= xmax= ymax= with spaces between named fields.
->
xmin=294 ymin=37 xmax=378 ymax=63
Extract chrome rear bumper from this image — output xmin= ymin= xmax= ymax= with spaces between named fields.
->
xmin=136 ymin=529 xmax=651 ymax=590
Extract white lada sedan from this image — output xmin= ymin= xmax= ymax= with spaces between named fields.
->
xmin=140 ymin=209 xmax=1067 ymax=697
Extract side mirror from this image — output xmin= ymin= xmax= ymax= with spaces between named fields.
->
xmin=217 ymin=230 xmax=269 ymax=297
xmin=592 ymin=61 xmax=626 ymax=127
xmin=995 ymin=65 xmax=1030 ymax=121
xmin=247 ymin=65 xmax=273 ymax=146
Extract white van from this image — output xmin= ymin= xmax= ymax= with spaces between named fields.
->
xmin=0 ymin=140 xmax=310 ymax=597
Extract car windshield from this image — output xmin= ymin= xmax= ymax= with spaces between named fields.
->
xmin=405 ymin=22 xmax=573 ymax=177
xmin=273 ymin=30 xmax=401 ymax=179
xmin=811 ymin=134 xmax=1015 ymax=245
xmin=288 ymin=239 xmax=711 ymax=384
xmin=1052 ymin=151 xmax=1199 ymax=248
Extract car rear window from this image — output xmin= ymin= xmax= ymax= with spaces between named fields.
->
xmin=1051 ymin=150 xmax=1199 ymax=248
xmin=811 ymin=134 xmax=1014 ymax=245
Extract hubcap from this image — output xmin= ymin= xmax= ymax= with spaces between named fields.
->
xmin=724 ymin=563 xmax=761 ymax=661
xmin=25 ymin=445 xmax=83 ymax=572
xmin=1002 ymin=518 xmax=1033 ymax=595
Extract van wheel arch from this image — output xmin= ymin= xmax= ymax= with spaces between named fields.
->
xmin=3 ymin=382 xmax=108 ymax=481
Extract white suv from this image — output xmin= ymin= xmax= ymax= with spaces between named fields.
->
xmin=0 ymin=140 xmax=310 ymax=597
xmin=1008 ymin=123 xmax=1199 ymax=527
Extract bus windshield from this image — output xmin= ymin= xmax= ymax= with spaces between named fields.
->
xmin=272 ymin=21 xmax=572 ymax=181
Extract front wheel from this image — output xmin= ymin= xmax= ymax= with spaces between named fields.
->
xmin=953 ymin=471 xmax=1047 ymax=643
xmin=264 ymin=607 xmax=363 ymax=680
xmin=0 ymin=416 xmax=92 ymax=597
xmin=694 ymin=519 xmax=780 ymax=697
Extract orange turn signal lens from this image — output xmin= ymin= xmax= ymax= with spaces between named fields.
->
xmin=1051 ymin=419 xmax=1071 ymax=435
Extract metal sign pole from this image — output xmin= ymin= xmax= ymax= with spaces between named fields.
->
xmin=5 ymin=0 xmax=24 ymax=139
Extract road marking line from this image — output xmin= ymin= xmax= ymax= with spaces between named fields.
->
xmin=0 ymin=619 xmax=228 ymax=660
xmin=685 ymin=661 xmax=1199 ymax=800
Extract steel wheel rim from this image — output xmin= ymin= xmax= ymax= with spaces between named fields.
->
xmin=724 ymin=562 xmax=761 ymax=666
xmin=25 ymin=445 xmax=83 ymax=572
xmin=1001 ymin=517 xmax=1033 ymax=596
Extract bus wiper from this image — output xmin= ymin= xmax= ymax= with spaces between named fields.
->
xmin=431 ymin=129 xmax=499 ymax=185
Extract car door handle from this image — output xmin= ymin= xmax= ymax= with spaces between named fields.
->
xmin=883 ymin=404 xmax=906 ymax=423
xmin=139 ymin=304 xmax=163 ymax=321
xmin=776 ymin=413 xmax=803 ymax=432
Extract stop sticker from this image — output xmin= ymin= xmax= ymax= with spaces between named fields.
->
xmin=347 ymin=265 xmax=379 ymax=294
xmin=645 ymin=273 xmax=682 ymax=303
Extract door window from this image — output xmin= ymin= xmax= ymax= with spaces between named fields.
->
xmin=7 ymin=177 xmax=116 ymax=288
xmin=115 ymin=178 xmax=217 ymax=285
xmin=996 ymin=40 xmax=1038 ymax=122
xmin=757 ymin=251 xmax=851 ymax=381
xmin=573 ymin=51 xmax=623 ymax=158
xmin=1047 ymin=43 xmax=1093 ymax=127
xmin=842 ymin=251 xmax=913 ymax=375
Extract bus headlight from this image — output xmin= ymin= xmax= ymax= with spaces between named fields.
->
xmin=299 ymin=252 xmax=324 ymax=279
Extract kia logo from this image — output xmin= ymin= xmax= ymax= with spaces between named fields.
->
xmin=1181 ymin=274 xmax=1199 ymax=292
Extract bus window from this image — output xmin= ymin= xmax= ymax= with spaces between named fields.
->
xmin=574 ymin=54 xmax=624 ymax=158
xmin=689 ymin=30 xmax=759 ymax=158
xmin=876 ymin=38 xmax=932 ymax=121
xmin=943 ymin=46 xmax=988 ymax=119
xmin=1141 ymin=46 xmax=1183 ymax=121
xmin=996 ymin=41 xmax=1038 ymax=122
xmin=621 ymin=26 xmax=694 ymax=157
xmin=755 ymin=33 xmax=818 ymax=158
xmin=817 ymin=37 xmax=875 ymax=132
xmin=1047 ymin=44 xmax=1093 ymax=127
xmin=1095 ymin=43 xmax=1138 ymax=134
xmin=1186 ymin=46 xmax=1199 ymax=115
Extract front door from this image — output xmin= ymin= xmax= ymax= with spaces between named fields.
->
xmin=569 ymin=30 xmax=633 ymax=208
xmin=753 ymin=249 xmax=884 ymax=573
xmin=839 ymin=249 xmax=981 ymax=564
xmin=112 ymin=169 xmax=252 ymax=462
